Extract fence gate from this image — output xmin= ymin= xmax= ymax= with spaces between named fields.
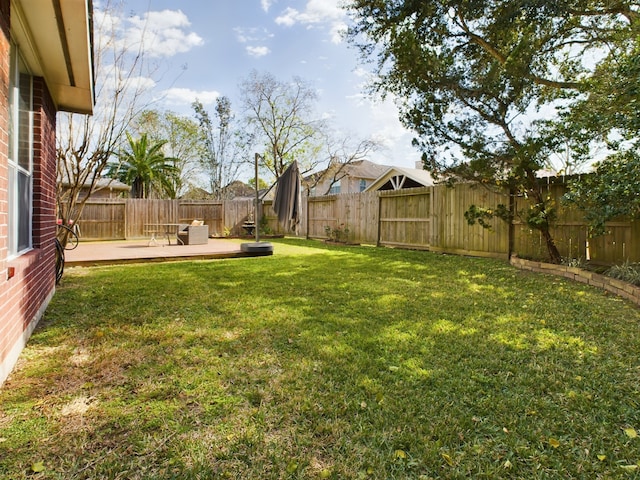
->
xmin=378 ymin=187 xmax=431 ymax=249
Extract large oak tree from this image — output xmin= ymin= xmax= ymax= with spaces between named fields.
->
xmin=345 ymin=0 xmax=639 ymax=263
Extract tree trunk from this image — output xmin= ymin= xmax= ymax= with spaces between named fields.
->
xmin=527 ymin=181 xmax=562 ymax=264
xmin=132 ymin=178 xmax=143 ymax=198
xmin=540 ymin=224 xmax=562 ymax=264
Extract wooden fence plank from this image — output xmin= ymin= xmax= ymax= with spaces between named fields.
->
xmin=179 ymin=201 xmax=224 ymax=236
xmin=75 ymin=199 xmax=126 ymax=240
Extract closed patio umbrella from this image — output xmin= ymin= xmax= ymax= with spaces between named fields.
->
xmin=272 ymin=160 xmax=302 ymax=232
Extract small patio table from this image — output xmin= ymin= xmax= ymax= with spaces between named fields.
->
xmin=144 ymin=223 xmax=185 ymax=246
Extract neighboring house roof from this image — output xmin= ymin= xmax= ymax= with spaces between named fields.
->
xmin=225 ymin=180 xmax=256 ymax=198
xmin=60 ymin=172 xmax=131 ymax=193
xmin=181 ymin=187 xmax=213 ymax=200
xmin=234 ymin=188 xmax=273 ymax=202
xmin=365 ymin=166 xmax=435 ymax=192
xmin=340 ymin=159 xmax=390 ymax=180
xmin=93 ymin=178 xmax=130 ymax=192
xmin=13 ymin=0 xmax=95 ymax=114
xmin=304 ymin=159 xmax=390 ymax=185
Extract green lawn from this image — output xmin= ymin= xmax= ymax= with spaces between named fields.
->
xmin=2 ymin=238 xmax=640 ymax=479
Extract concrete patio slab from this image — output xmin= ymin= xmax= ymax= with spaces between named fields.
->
xmin=63 ymin=238 xmax=272 ymax=267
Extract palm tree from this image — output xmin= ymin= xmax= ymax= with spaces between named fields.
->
xmin=108 ymin=132 xmax=179 ymax=198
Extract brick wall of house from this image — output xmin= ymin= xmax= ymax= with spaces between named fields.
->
xmin=0 ymin=0 xmax=58 ymax=386
xmin=0 ymin=0 xmax=8 ymax=266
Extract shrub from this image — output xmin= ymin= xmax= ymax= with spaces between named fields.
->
xmin=259 ymin=215 xmax=273 ymax=235
xmin=606 ymin=261 xmax=640 ymax=286
xmin=324 ymin=224 xmax=349 ymax=242
xmin=561 ymin=256 xmax=587 ymax=268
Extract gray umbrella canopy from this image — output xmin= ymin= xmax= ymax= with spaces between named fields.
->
xmin=272 ymin=161 xmax=302 ymax=232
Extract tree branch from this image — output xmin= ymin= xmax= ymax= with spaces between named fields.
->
xmin=454 ymin=10 xmax=583 ymax=90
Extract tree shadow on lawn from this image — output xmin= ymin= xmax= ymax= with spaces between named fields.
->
xmin=2 ymin=240 xmax=640 ymax=478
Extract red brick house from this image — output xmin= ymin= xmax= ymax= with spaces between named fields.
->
xmin=0 ymin=0 xmax=94 ymax=385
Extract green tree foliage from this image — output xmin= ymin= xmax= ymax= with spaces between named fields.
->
xmin=565 ymin=151 xmax=640 ymax=235
xmin=239 ymin=70 xmax=325 ymax=179
xmin=562 ymin=42 xmax=640 ymax=232
xmin=107 ymin=132 xmax=178 ymax=199
xmin=247 ymin=177 xmax=269 ymax=191
xmin=133 ymin=110 xmax=205 ymax=197
xmin=344 ymin=0 xmax=638 ymax=263
xmin=193 ymin=97 xmax=250 ymax=199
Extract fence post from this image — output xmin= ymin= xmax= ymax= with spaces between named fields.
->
xmin=630 ymin=219 xmax=640 ymax=262
xmin=429 ymin=186 xmax=434 ymax=247
xmin=376 ymin=193 xmax=382 ymax=247
xmin=508 ymin=186 xmax=515 ymax=260
xmin=305 ymin=192 xmax=310 ymax=239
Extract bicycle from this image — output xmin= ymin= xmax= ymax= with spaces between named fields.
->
xmin=55 ymin=221 xmax=80 ymax=284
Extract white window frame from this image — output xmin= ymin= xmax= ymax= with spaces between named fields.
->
xmin=7 ymin=41 xmax=34 ymax=258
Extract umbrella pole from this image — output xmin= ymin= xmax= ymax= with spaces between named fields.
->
xmin=255 ymin=152 xmax=260 ymax=244
xmin=240 ymin=154 xmax=273 ymax=255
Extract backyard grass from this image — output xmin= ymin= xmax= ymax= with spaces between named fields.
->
xmin=1 ymin=238 xmax=640 ymax=479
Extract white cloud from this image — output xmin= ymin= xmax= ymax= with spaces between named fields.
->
xmin=116 ymin=9 xmax=204 ymax=58
xmin=247 ymin=46 xmax=271 ymax=58
xmin=234 ymin=27 xmax=273 ymax=44
xmin=341 ymin=93 xmax=420 ymax=167
xmin=275 ymin=7 xmax=297 ymax=27
xmin=352 ymin=67 xmax=370 ymax=78
xmin=234 ymin=28 xmax=274 ymax=57
xmin=161 ymin=88 xmax=220 ymax=106
xmin=274 ymin=0 xmax=348 ymax=44
xmin=261 ymin=0 xmax=275 ymax=12
xmin=234 ymin=27 xmax=251 ymax=43
xmin=93 ymin=9 xmax=123 ymax=52
xmin=94 ymin=60 xmax=157 ymax=97
xmin=127 ymin=75 xmax=157 ymax=92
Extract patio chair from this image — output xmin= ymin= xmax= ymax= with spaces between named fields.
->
xmin=177 ymin=221 xmax=209 ymax=245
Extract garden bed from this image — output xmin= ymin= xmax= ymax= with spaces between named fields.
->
xmin=510 ymin=255 xmax=640 ymax=306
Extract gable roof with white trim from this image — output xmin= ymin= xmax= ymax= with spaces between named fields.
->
xmin=364 ymin=166 xmax=435 ymax=192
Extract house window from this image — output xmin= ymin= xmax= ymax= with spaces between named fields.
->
xmin=8 ymin=43 xmax=33 ymax=256
xmin=359 ymin=179 xmax=367 ymax=192
xmin=329 ymin=180 xmax=341 ymax=195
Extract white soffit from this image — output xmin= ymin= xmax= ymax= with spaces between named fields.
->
xmin=12 ymin=0 xmax=94 ymax=114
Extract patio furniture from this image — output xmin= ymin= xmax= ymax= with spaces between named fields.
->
xmin=242 ymin=222 xmax=256 ymax=236
xmin=177 ymin=222 xmax=209 ymax=245
xmin=144 ymin=223 xmax=185 ymax=246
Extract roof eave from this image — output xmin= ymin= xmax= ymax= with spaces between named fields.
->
xmin=12 ymin=0 xmax=95 ymax=114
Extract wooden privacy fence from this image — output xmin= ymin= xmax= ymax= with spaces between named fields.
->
xmin=73 ymin=182 xmax=639 ymax=265
xmin=302 ymin=183 xmax=639 ymax=265
xmin=74 ymin=198 xmax=255 ymax=240
xmin=305 ymin=193 xmax=379 ymax=243
xmin=512 ymin=181 xmax=640 ymax=264
xmin=301 ymin=185 xmax=512 ymax=257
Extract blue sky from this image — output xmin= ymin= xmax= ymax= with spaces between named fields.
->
xmin=101 ymin=0 xmax=421 ymax=177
